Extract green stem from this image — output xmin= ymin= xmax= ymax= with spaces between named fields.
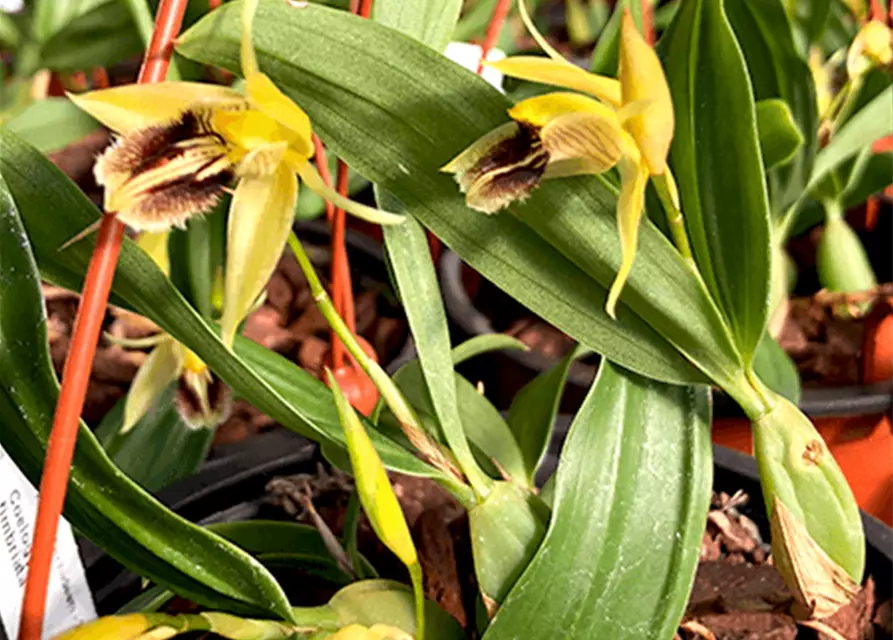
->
xmin=826 ymin=76 xmax=863 ymax=138
xmin=286 ymin=232 xmax=475 ymax=501
xmin=124 ymin=0 xmax=183 ymax=81
xmin=653 ymin=172 xmax=694 ymax=262
xmin=409 ymin=562 xmax=426 ymax=640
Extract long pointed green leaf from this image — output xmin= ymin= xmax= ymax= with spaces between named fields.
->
xmin=484 ymin=362 xmax=712 ymax=639
xmin=662 ymin=0 xmax=773 ymax=365
xmin=383 ymin=213 xmax=491 ymax=495
xmin=0 ymin=173 xmax=294 ymax=620
xmin=177 ymin=0 xmax=750 ymax=392
xmin=372 ymin=0 xmax=461 ymax=53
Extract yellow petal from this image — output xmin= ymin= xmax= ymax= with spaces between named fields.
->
xmin=220 ymin=143 xmax=297 ymax=348
xmin=135 ymin=231 xmax=170 ymax=275
xmin=239 ymin=0 xmax=314 ymax=158
xmin=487 ymin=57 xmax=622 ymax=107
xmin=68 ymin=83 xmax=246 ymax=133
xmin=618 ymin=9 xmax=674 ymax=175
xmin=539 ymin=111 xmax=629 ymax=170
xmin=326 ymin=369 xmax=419 ymax=570
xmin=847 ymin=19 xmax=893 ymax=78
xmin=122 ymin=339 xmax=183 ymax=434
xmin=293 ymin=159 xmax=405 ymax=225
xmin=605 ymin=156 xmax=649 ymax=319
xmin=508 ymin=91 xmax=618 ymax=128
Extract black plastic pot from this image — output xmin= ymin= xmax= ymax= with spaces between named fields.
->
xmin=439 ymin=250 xmax=893 ymax=419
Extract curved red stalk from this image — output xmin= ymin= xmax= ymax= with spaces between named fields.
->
xmin=17 ymin=1 xmax=188 ymax=637
xmin=478 ymin=0 xmax=512 ymax=74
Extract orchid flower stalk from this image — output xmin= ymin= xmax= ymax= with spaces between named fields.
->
xmin=444 ymin=2 xmax=680 ymax=317
xmin=70 ymin=0 xmax=403 ymax=348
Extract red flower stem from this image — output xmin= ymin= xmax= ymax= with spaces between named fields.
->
xmin=91 ymin=67 xmax=110 ymax=89
xmin=17 ymin=2 xmax=187 ymax=638
xmin=478 ymin=0 xmax=512 ymax=74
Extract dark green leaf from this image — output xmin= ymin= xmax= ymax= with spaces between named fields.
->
xmin=506 ymin=347 xmax=579 ymax=482
xmin=725 ymin=0 xmax=818 ymax=213
xmin=2 ymin=98 xmax=99 ymax=153
xmin=663 ymin=0 xmax=773 ymax=364
xmin=94 ymin=384 xmax=213 ymax=492
xmin=169 ymin=212 xmax=219 ymax=321
xmin=752 ymin=332 xmax=801 ymax=405
xmin=178 ymin=1 xmax=749 ymax=392
xmin=0 ymin=172 xmax=294 ymax=620
xmin=756 ymin=99 xmax=806 ymax=170
xmin=484 ymin=362 xmax=712 ymax=639
xmin=373 ymin=0 xmax=461 ymax=52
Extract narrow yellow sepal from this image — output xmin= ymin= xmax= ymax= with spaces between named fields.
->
xmin=122 ymin=339 xmax=183 ymax=434
xmin=487 ymin=57 xmax=622 ymax=107
xmin=221 ymin=143 xmax=297 ymax=348
xmin=293 ymin=159 xmax=405 ymax=226
xmin=508 ymin=91 xmax=618 ymax=128
xmin=68 ymin=83 xmax=245 ymax=133
xmin=618 ymin=9 xmax=674 ymax=175
xmin=135 ymin=231 xmax=171 ymax=275
xmin=605 ymin=156 xmax=649 ymax=318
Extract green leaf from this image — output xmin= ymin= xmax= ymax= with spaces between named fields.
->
xmin=390 ymin=360 xmax=528 ymax=486
xmin=0 ymin=12 xmax=20 ymax=47
xmin=1 ymin=98 xmax=99 ymax=153
xmin=38 ymin=0 xmax=143 ymax=71
xmin=662 ymin=0 xmax=773 ymax=364
xmin=725 ymin=0 xmax=818 ymax=213
xmin=169 ymin=212 xmax=219 ymax=321
xmin=752 ymin=332 xmax=801 ymax=405
xmin=842 ymin=151 xmax=893 ymax=208
xmin=95 ymin=384 xmax=213 ymax=492
xmin=0 ymin=128 xmax=454 ymax=489
xmin=808 ymin=87 xmax=893 ymax=197
xmin=329 ymin=580 xmax=464 ymax=639
xmin=383 ymin=212 xmax=492 ymax=495
xmin=178 ymin=0 xmax=750 ymax=393
xmin=756 ymin=98 xmax=806 ymax=170
xmin=483 ymin=362 xmax=712 ymax=639
xmin=450 ymin=334 xmax=528 ymax=366
xmin=506 ymin=347 xmax=579 ymax=482
xmin=373 ymin=0 xmax=461 ymax=52
xmin=0 ymin=172 xmax=294 ymax=620
xmin=468 ymin=482 xmax=548 ymax=605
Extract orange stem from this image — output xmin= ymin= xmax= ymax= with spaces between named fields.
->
xmin=641 ymin=0 xmax=654 ymax=44
xmin=91 ymin=67 xmax=110 ymax=89
xmin=17 ymin=1 xmax=188 ymax=638
xmin=478 ymin=0 xmax=512 ymax=74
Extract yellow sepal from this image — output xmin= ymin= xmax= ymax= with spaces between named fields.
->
xmin=122 ymin=339 xmax=183 ymax=434
xmin=292 ymin=158 xmax=405 ymax=225
xmin=487 ymin=57 xmax=622 ymax=107
xmin=606 ymin=156 xmax=649 ymax=318
xmin=68 ymin=83 xmax=245 ymax=133
xmin=135 ymin=231 xmax=171 ymax=275
xmin=220 ymin=143 xmax=297 ymax=348
xmin=618 ymin=9 xmax=674 ymax=175
xmin=51 ymin=614 xmax=156 ymax=640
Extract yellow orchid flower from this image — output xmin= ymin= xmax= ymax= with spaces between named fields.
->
xmin=443 ymin=3 xmax=675 ymax=317
xmin=113 ymin=231 xmax=231 ymax=433
xmin=846 ymin=19 xmax=893 ymax=79
xmin=69 ymin=0 xmax=403 ymax=347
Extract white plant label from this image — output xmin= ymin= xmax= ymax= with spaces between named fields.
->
xmin=0 ymin=443 xmax=96 ymax=639
xmin=445 ymin=42 xmax=507 ymax=91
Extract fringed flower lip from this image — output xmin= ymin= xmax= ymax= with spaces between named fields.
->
xmin=70 ymin=0 xmax=404 ymax=348
xmin=443 ymin=2 xmax=677 ymax=318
